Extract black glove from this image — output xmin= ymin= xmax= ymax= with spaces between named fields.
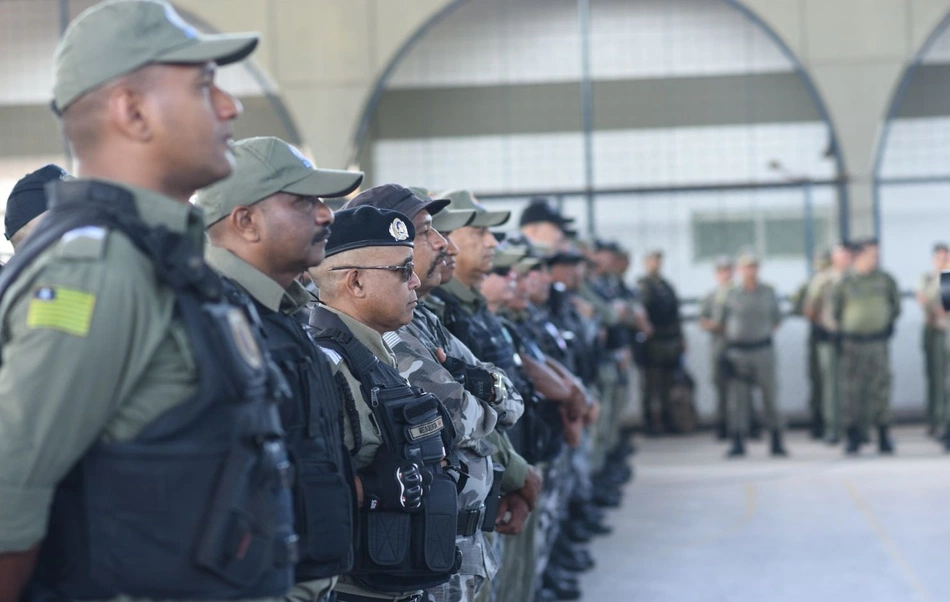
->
xmin=360 ymin=450 xmax=432 ymax=512
xmin=442 ymin=356 xmax=496 ymax=403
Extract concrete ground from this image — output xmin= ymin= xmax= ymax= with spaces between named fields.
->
xmin=579 ymin=427 xmax=950 ymax=602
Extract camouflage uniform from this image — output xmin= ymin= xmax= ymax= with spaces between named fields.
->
xmin=390 ymin=303 xmax=525 ymax=602
xmin=832 ymin=270 xmax=901 ymax=439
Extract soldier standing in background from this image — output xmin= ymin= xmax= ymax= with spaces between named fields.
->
xmin=796 ymin=252 xmax=832 ymax=439
xmin=918 ymin=243 xmax=949 ymax=436
xmin=699 ymin=256 xmax=736 ymax=441
xmin=714 ymin=253 xmax=786 ymax=458
xmin=833 ymin=239 xmax=901 ymax=455
xmin=804 ymin=243 xmax=853 ymax=445
xmin=637 ymin=250 xmax=684 ymax=434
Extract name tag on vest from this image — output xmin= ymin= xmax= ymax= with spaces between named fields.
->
xmin=408 ymin=416 xmax=444 ymax=441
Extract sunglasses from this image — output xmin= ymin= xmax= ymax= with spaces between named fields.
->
xmin=329 ymin=261 xmax=415 ymax=282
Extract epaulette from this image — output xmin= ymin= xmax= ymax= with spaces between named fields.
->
xmin=54 ymin=226 xmax=109 ymax=260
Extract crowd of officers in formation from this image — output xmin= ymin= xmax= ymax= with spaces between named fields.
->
xmin=1 ymin=3 xmax=647 ymax=602
xmin=0 ymin=3 xmax=940 ymax=602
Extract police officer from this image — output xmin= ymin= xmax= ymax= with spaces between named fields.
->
xmin=637 ymin=250 xmax=685 ymax=434
xmin=804 ymin=243 xmax=853 ymax=444
xmin=714 ymin=253 xmax=786 ymax=458
xmin=194 ymin=136 xmax=366 ymax=602
xmin=345 ymin=184 xmax=526 ymax=602
xmin=308 ymin=206 xmax=462 ymax=602
xmin=833 ymin=239 xmax=901 ymax=454
xmin=0 ymin=2 xmax=297 ymax=600
xmin=4 ymin=165 xmax=68 ymax=252
xmin=424 ymin=191 xmax=547 ymax=602
xmin=917 ymin=243 xmax=949 ymax=436
xmin=796 ymin=251 xmax=832 ymax=439
xmin=699 ymin=256 xmax=736 ymax=440
xmin=519 ymin=197 xmax=574 ymax=251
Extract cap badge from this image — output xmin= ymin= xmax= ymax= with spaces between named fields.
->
xmin=390 ymin=218 xmax=410 ymax=241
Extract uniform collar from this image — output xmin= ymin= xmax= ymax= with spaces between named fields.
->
xmin=205 ymin=245 xmax=312 ymax=315
xmin=322 ymin=305 xmax=397 ymax=368
xmin=439 ymin=277 xmax=485 ymax=310
xmin=93 ymin=179 xmax=206 ymax=250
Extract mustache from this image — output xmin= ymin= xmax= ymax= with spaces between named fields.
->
xmin=312 ymin=227 xmax=331 ymax=244
xmin=427 ymin=250 xmax=448 ymax=277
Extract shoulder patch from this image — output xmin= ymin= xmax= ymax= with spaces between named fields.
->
xmin=319 ymin=347 xmax=343 ymax=366
xmin=26 ymin=286 xmax=97 ymax=337
xmin=55 ymin=226 xmax=109 ymax=260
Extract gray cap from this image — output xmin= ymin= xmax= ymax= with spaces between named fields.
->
xmin=439 ymin=189 xmax=510 ymax=228
xmin=406 ymin=186 xmax=473 ymax=232
xmin=194 ymin=136 xmax=363 ymax=226
xmin=736 ymin=251 xmax=760 ymax=266
xmin=53 ymin=0 xmax=259 ymax=113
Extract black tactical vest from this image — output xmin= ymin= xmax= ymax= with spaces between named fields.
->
xmin=309 ymin=307 xmax=461 ymax=592
xmin=221 ymin=282 xmax=357 ymax=582
xmin=0 ymin=180 xmax=297 ymax=600
xmin=431 ymin=288 xmax=529 ymax=396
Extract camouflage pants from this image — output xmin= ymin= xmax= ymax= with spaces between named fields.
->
xmin=430 ymin=573 xmax=485 ymax=602
xmin=641 ymin=338 xmax=682 ymax=427
xmin=492 ymin=509 xmax=540 ymax=602
xmin=816 ymin=341 xmax=841 ymax=439
xmin=429 ymin=531 xmax=496 ymax=602
xmin=726 ymin=346 xmax=782 ymax=435
xmin=840 ymin=340 xmax=891 ymax=436
xmin=711 ymin=340 xmax=728 ymax=425
xmin=593 ymin=362 xmax=619 ymax=470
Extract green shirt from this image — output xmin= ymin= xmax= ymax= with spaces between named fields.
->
xmin=833 ymin=270 xmax=901 ymax=335
xmin=715 ymin=283 xmax=781 ymax=344
xmin=804 ymin=268 xmax=844 ymax=332
xmin=700 ymin=283 xmax=732 ymax=349
xmin=204 ymin=246 xmax=336 ymax=602
xmin=0 ymin=180 xmax=204 ymax=555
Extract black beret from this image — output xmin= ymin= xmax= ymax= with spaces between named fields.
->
xmin=5 ymin=164 xmax=68 ymax=240
xmin=325 ymin=206 xmax=415 ymax=258
xmin=345 ymin=183 xmax=449 ymax=219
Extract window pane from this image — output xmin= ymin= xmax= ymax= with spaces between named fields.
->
xmin=692 ymin=219 xmax=755 ymax=261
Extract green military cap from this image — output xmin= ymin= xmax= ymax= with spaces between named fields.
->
xmin=53 ymin=0 xmax=260 ymax=113
xmin=194 ymin=136 xmax=364 ymax=226
xmin=492 ymin=241 xmax=530 ymax=271
xmin=714 ymin=255 xmax=734 ymax=269
xmin=438 ymin=189 xmax=510 ymax=228
xmin=407 ymin=186 xmax=473 ymax=233
xmin=646 ymin=248 xmax=664 ymax=258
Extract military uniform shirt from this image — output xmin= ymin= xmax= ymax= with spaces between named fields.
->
xmin=805 ymin=269 xmax=845 ymax=332
xmin=204 ymin=246 xmax=337 ymax=602
xmin=715 ymin=283 xmax=781 ymax=343
xmin=833 ymin=270 xmax=901 ymax=335
xmin=0 ymin=181 xmax=203 ymax=555
xmin=918 ymin=272 xmax=946 ymax=330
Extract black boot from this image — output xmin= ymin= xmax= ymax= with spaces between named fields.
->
xmin=770 ymin=429 xmax=788 ymax=457
xmin=844 ymin=426 xmax=862 ymax=455
xmin=716 ymin=421 xmax=728 ymax=441
xmin=749 ymin=418 xmax=763 ymax=441
xmin=726 ymin=434 xmax=745 ymax=458
xmin=878 ymin=425 xmax=895 ymax=455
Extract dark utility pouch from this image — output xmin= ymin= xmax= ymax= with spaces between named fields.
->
xmin=419 ymin=473 xmax=460 ymax=572
xmin=297 ymin=461 xmax=354 ymax=566
xmin=365 ymin=511 xmax=412 ymax=567
xmin=195 ymin=439 xmax=295 ymax=587
xmin=481 ymin=464 xmax=506 ymax=533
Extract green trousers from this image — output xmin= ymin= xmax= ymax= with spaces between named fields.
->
xmin=816 ymin=341 xmax=840 ymax=440
xmin=726 ymin=346 xmax=782 ymax=436
xmin=924 ymin=326 xmax=948 ymax=432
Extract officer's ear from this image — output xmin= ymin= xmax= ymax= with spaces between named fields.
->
xmin=230 ymin=206 xmax=262 ymax=242
xmin=344 ymin=268 xmax=367 ymax=299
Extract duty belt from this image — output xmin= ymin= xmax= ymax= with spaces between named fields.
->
xmin=841 ymin=331 xmax=890 ymax=342
xmin=457 ymin=506 xmax=485 ymax=537
xmin=726 ymin=338 xmax=772 ymax=350
xmin=336 ymin=593 xmax=423 ymax=602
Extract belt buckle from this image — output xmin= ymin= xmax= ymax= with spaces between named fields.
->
xmin=396 ymin=595 xmax=423 ymax=602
